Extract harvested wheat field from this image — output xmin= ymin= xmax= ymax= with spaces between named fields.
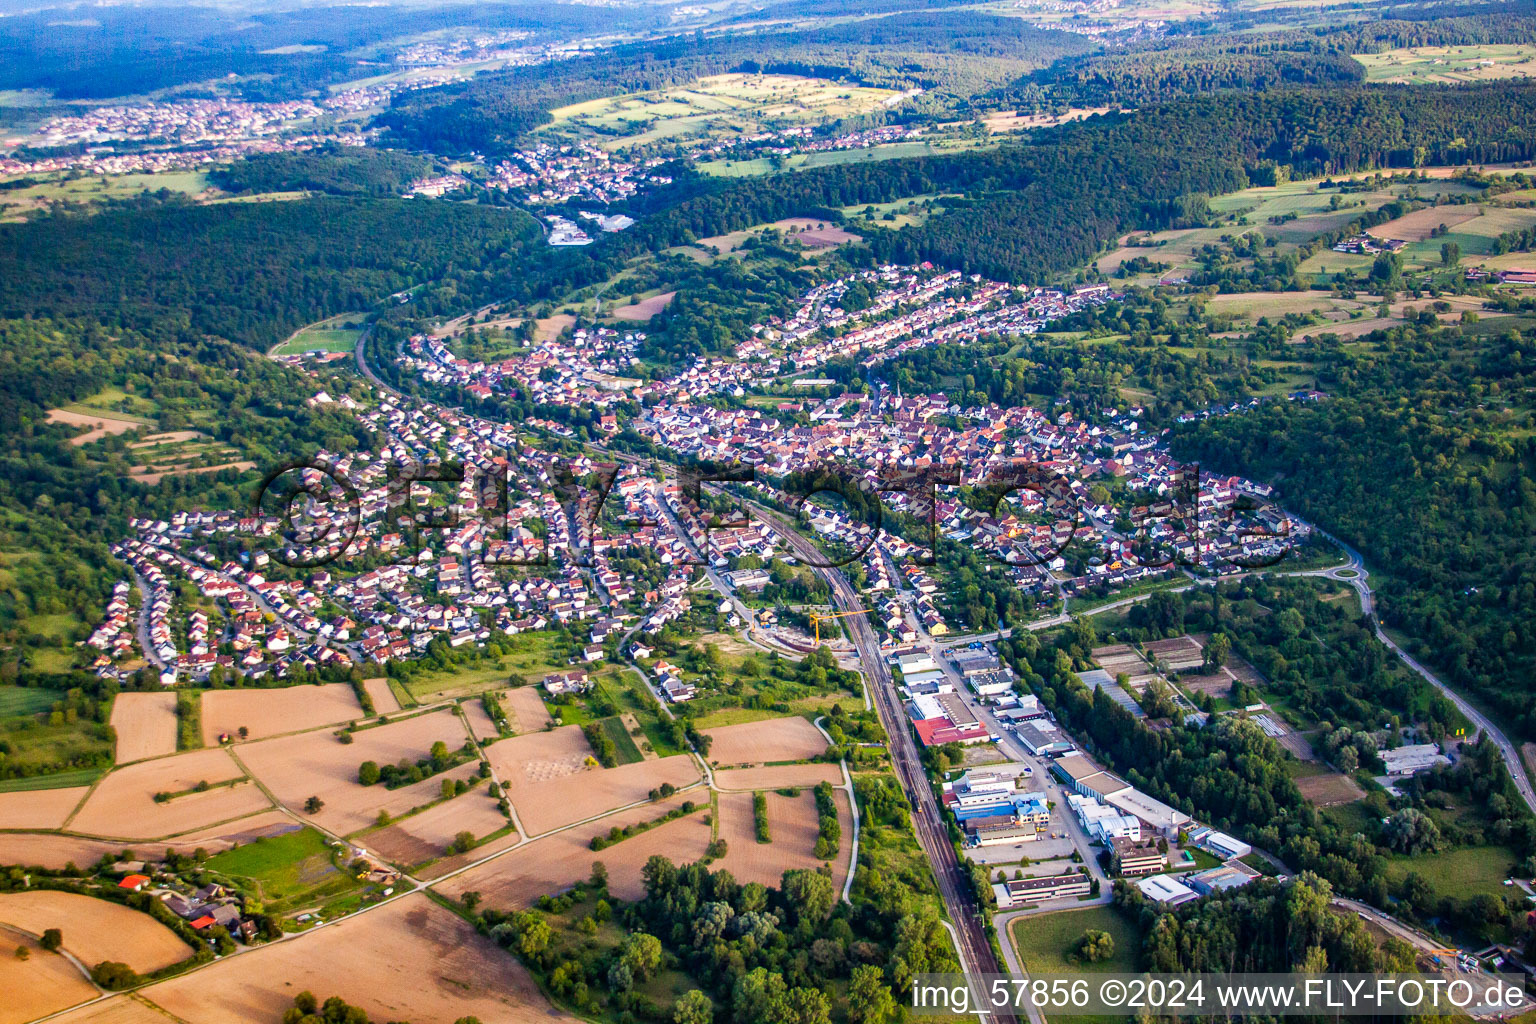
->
xmin=460 ymin=697 xmax=501 ymax=742
xmin=1296 ymin=772 xmax=1365 ymax=806
xmin=486 ymin=726 xmax=701 ymax=835
xmin=501 ymin=686 xmax=551 ymax=732
xmin=142 ymin=892 xmax=568 ymax=1024
xmin=361 ymin=678 xmax=401 ymax=714
xmin=1369 ymin=204 xmax=1483 ymax=242
xmin=110 ymin=691 xmax=180 ymax=763
xmin=46 ymin=408 xmax=145 ymax=446
xmin=0 ymin=811 xmax=295 ymax=871
xmin=201 ymin=683 xmax=363 ymax=745
xmin=69 ymin=747 xmax=270 ymax=839
xmin=609 ymin=290 xmax=676 ymax=320
xmin=238 ymin=709 xmax=477 ymax=834
xmin=0 ymin=785 xmax=89 ymax=829
xmin=366 ymin=790 xmax=508 ymax=867
xmin=0 ymin=928 xmax=99 ymax=1024
xmin=705 ymin=716 xmax=827 ymax=766
xmin=715 ymin=790 xmax=832 ymax=887
xmin=714 ymin=763 xmax=842 ymax=791
xmin=41 ymin=997 xmax=176 ymax=1024
xmin=438 ymin=795 xmax=710 ymax=907
xmin=0 ymin=891 xmax=191 ymax=974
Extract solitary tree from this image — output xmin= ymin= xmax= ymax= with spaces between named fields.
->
xmin=304 ymin=795 xmax=324 ymax=814
xmin=40 ymin=929 xmax=62 ymax=952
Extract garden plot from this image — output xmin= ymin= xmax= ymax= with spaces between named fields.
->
xmin=704 ymin=716 xmax=828 ymax=766
xmin=715 ymin=790 xmax=833 ymax=887
xmin=1296 ymin=772 xmax=1366 ymax=806
xmin=437 ymin=794 xmax=710 ymax=907
xmin=141 ymin=892 xmax=565 ymax=1024
xmin=1145 ymin=636 xmax=1206 ymax=673
xmin=109 ymin=691 xmax=179 ymax=763
xmin=0 ymin=891 xmax=191 ymax=974
xmin=237 ymin=709 xmax=477 ymax=835
xmin=713 ymin=763 xmax=842 ymax=790
xmin=201 ymin=683 xmax=364 ymax=745
xmin=485 ymin=725 xmax=702 ymax=835
xmin=0 ymin=785 xmax=89 ymax=829
xmin=69 ymin=747 xmax=270 ymax=839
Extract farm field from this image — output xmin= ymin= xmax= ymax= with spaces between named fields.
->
xmin=715 ymin=789 xmax=843 ymax=887
xmin=0 ymin=930 xmax=99 ymax=1024
xmin=484 ymin=724 xmax=701 ymax=835
xmin=37 ymin=999 xmax=175 ymax=1024
xmin=1355 ymin=45 xmax=1536 ymax=84
xmin=459 ymin=697 xmax=500 ymax=743
xmin=201 ymin=683 xmax=364 ymax=745
xmin=714 ymin=762 xmax=843 ymax=791
xmin=607 ymin=290 xmax=676 ymax=320
xmin=109 ymin=692 xmax=179 ymax=763
xmin=236 ymin=709 xmax=477 ymax=835
xmin=0 ymin=891 xmax=191 ymax=974
xmin=697 ymin=217 xmax=860 ymax=254
xmin=0 ymin=169 xmax=210 ymax=221
xmin=501 ymin=685 xmax=551 ymax=732
xmin=45 ymin=407 xmax=150 ymax=446
xmin=0 ymin=808 xmax=296 ymax=869
xmin=141 ymin=892 xmax=568 ymax=1024
xmin=704 ymin=715 xmax=828 ymax=766
xmin=436 ymin=794 xmax=710 ymax=906
xmin=542 ymin=73 xmax=901 ymax=151
xmin=361 ymin=678 xmax=401 ymax=714
xmin=366 ymin=788 xmax=508 ymax=863
xmin=1294 ymin=770 xmax=1365 ymax=806
xmin=68 ymin=747 xmax=270 ymax=839
xmin=0 ymin=785 xmax=88 ymax=829
xmin=697 ymin=136 xmax=996 ymax=177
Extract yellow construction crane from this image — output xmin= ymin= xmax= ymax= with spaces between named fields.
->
xmin=809 ymin=609 xmax=860 ymax=644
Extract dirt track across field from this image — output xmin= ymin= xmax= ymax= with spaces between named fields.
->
xmin=0 ymin=890 xmax=191 ymax=974
xmin=69 ymin=747 xmax=270 ymax=839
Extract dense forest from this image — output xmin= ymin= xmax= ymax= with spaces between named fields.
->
xmin=1176 ymin=322 xmax=1536 ymax=742
xmin=0 ymin=196 xmax=551 ymax=350
xmin=209 ymin=147 xmax=436 ymax=198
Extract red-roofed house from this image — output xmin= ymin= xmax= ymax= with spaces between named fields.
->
xmin=118 ymin=874 xmax=150 ymax=892
xmin=189 ymin=915 xmax=217 ymax=930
